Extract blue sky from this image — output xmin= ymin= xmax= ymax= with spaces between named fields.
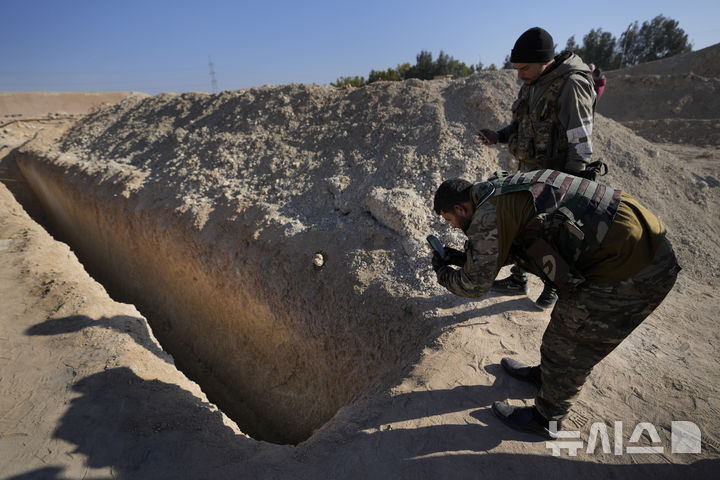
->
xmin=2 ymin=0 xmax=719 ymax=94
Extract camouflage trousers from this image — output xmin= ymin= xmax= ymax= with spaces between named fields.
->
xmin=535 ymin=237 xmax=681 ymax=421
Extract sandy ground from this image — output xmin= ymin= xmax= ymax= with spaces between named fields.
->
xmin=0 ymin=92 xmax=147 ymax=118
xmin=2 ymin=159 xmax=717 ymax=479
xmin=1 ymin=47 xmax=720 ymax=479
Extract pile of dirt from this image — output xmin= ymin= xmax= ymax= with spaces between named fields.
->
xmin=607 ymin=43 xmax=720 ymax=78
xmin=2 ymin=61 xmax=719 ymax=476
xmin=11 ymin=74 xmax=523 ymax=444
xmin=597 ymin=43 xmax=720 ymax=145
xmin=46 ymin=71 xmax=719 ymax=288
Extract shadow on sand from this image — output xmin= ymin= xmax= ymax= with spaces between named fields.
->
xmin=7 ymin=367 xmax=259 ymax=479
xmin=26 ymin=315 xmax=173 ymax=365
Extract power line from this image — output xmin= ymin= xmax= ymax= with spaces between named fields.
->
xmin=208 ymin=56 xmax=218 ymax=94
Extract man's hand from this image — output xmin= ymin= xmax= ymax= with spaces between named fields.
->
xmin=477 ymin=129 xmax=499 ymax=146
xmin=432 ymin=251 xmax=449 ymax=272
xmin=432 ymin=247 xmax=465 ymax=271
xmin=444 ymin=246 xmax=466 ymax=267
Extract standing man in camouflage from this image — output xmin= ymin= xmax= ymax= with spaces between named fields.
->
xmin=478 ymin=27 xmax=600 ymax=310
xmin=430 ymin=170 xmax=679 ymax=438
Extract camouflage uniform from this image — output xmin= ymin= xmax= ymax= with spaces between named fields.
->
xmin=496 ymin=51 xmax=598 ymax=290
xmin=498 ymin=51 xmax=596 ymax=175
xmin=436 ymin=185 xmax=500 ymax=298
xmin=536 ymin=238 xmax=679 ymax=420
xmin=436 ymin=170 xmax=680 ymax=422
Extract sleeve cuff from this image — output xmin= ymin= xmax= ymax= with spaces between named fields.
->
xmin=496 ymin=129 xmax=508 ymax=143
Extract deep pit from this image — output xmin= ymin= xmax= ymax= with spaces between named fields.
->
xmin=10 ymin=147 xmax=429 ymax=444
xmin=1 ymin=76 xmax=518 ymax=444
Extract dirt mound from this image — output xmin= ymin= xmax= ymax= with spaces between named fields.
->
xmin=48 ymin=73 xmax=718 ymax=287
xmin=597 ymin=43 xmax=720 ymax=145
xmin=12 ymin=74 xmax=522 ymax=444
xmin=621 ymin=118 xmax=720 ymax=146
xmin=598 ymin=73 xmax=720 ymax=122
xmin=608 ymin=43 xmax=720 ymax=78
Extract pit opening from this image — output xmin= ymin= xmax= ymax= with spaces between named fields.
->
xmin=2 ymin=147 xmax=420 ymax=445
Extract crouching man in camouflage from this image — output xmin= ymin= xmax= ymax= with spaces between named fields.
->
xmin=431 ymin=170 xmax=680 ymax=439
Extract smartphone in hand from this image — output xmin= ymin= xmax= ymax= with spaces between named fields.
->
xmin=476 ymin=129 xmax=491 ymax=143
xmin=426 ymin=235 xmax=447 ymax=260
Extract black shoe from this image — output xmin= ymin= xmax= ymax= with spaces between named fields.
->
xmin=500 ymin=357 xmax=542 ymax=388
xmin=491 ymin=275 xmax=529 ymax=295
xmin=491 ymin=402 xmax=558 ymax=440
xmin=535 ymin=284 xmax=558 ymax=309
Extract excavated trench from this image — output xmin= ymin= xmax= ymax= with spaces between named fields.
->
xmin=10 ymin=147 xmax=421 ymax=445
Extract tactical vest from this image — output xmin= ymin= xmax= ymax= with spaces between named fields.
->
xmin=508 ymin=71 xmax=593 ymax=171
xmin=487 ymin=169 xmax=622 ymax=290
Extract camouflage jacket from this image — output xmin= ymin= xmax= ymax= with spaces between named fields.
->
xmin=436 ymin=184 xmax=500 ymax=298
xmin=498 ymin=52 xmax=596 ymax=174
xmin=436 ymin=170 xmax=621 ymax=297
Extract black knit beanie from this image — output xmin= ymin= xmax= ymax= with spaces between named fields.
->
xmin=510 ymin=27 xmax=554 ymax=63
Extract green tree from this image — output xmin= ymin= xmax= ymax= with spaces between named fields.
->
xmin=366 ymin=63 xmax=413 ymax=83
xmin=397 ymin=62 xmax=412 ymax=78
xmin=452 ymin=60 xmax=476 ymax=78
xmin=405 ymin=50 xmax=436 ymax=80
xmin=565 ymin=35 xmax=580 ymax=53
xmin=502 ymin=54 xmax=513 ymax=69
xmin=403 ymin=50 xmax=476 ymax=80
xmin=367 ymin=67 xmax=401 ymax=83
xmin=333 ymin=51 xmax=481 ymax=88
xmin=619 ymin=15 xmax=692 ymax=67
xmin=331 ymin=75 xmax=366 ymax=88
xmin=574 ymin=28 xmax=618 ymax=70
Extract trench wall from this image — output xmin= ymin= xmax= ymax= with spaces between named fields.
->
xmin=16 ymin=150 xmax=421 ymax=444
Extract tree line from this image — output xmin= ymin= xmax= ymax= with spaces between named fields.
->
xmin=563 ymin=14 xmax=692 ymax=71
xmin=333 ymin=15 xmax=692 ymax=88
xmin=332 ymin=51 xmax=498 ymax=88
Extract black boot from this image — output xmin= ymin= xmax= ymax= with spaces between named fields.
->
xmin=491 ymin=402 xmax=558 ymax=440
xmin=491 ymin=275 xmax=529 ymax=295
xmin=501 ymin=357 xmax=542 ymax=388
xmin=535 ymin=283 xmax=558 ymax=310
